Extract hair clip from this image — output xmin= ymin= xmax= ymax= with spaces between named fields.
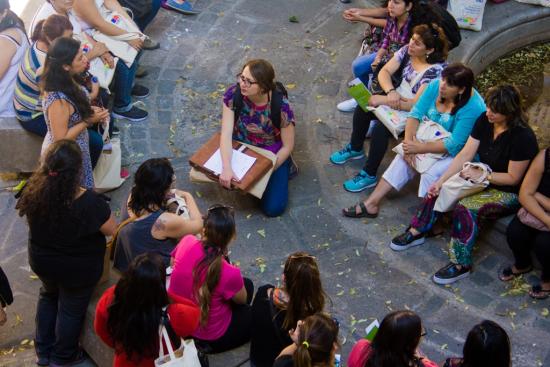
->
xmin=302 ymin=341 xmax=309 ymax=349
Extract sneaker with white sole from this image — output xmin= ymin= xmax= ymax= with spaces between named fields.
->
xmin=337 ymin=98 xmax=358 ymax=112
xmin=330 ymin=144 xmax=365 ymax=165
xmin=433 ymin=263 xmax=471 ymax=285
xmin=343 ymin=170 xmax=377 ymax=192
xmin=113 ymin=106 xmax=148 ymax=122
xmin=390 ymin=230 xmax=425 ymax=251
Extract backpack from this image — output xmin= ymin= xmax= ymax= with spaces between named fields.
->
xmin=232 ymin=82 xmax=288 ymax=130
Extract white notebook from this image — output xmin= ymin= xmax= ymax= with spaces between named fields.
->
xmin=204 ymin=146 xmax=257 ymax=181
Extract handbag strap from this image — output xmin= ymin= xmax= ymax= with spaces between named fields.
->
xmin=463 ymin=162 xmax=491 ymax=183
xmin=110 ymin=32 xmax=144 ymax=41
xmin=109 ymin=215 xmax=137 ymax=260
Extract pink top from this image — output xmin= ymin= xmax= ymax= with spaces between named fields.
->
xmin=168 ymin=235 xmax=244 ymax=340
xmin=348 ymin=340 xmax=439 ymax=367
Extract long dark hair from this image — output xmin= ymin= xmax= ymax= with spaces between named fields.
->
xmin=107 ymin=253 xmax=170 ymax=363
xmin=365 ymin=310 xmax=424 ymax=367
xmin=128 ymin=158 xmax=174 ymax=215
xmin=440 ymin=63 xmax=475 ymax=115
xmin=16 ymin=140 xmax=83 ymax=230
xmin=282 ymin=252 xmax=327 ymax=330
xmin=461 ymin=320 xmax=511 ymax=367
xmin=411 ymin=23 xmax=448 ymax=64
xmin=41 ymin=37 xmax=93 ymax=119
xmin=294 ymin=313 xmax=339 ymax=367
xmin=31 ymin=14 xmax=73 ymax=44
xmin=0 ymin=0 xmax=26 ymax=33
xmin=193 ymin=206 xmax=236 ymax=326
xmin=485 ymin=85 xmax=528 ymax=129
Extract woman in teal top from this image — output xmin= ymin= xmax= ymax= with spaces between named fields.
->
xmin=342 ymin=63 xmax=486 ymax=218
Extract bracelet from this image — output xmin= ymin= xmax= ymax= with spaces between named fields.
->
xmin=386 ymin=88 xmax=396 ymax=94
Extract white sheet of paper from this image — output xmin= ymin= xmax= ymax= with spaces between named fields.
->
xmin=204 ymin=147 xmax=257 ymax=181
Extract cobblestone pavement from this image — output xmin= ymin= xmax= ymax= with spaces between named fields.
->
xmin=1 ymin=0 xmax=549 ymax=366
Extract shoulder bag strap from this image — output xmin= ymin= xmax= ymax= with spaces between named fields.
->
xmin=109 ymin=216 xmax=137 ymax=260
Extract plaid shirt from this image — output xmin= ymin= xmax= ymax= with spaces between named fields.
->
xmin=380 ymin=16 xmax=411 ymax=55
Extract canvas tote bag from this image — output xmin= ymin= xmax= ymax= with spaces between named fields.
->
xmin=154 ymin=313 xmax=201 ymax=367
xmin=433 ymin=162 xmax=491 ymax=212
xmin=372 ymin=66 xmax=431 ymax=139
xmin=92 ymin=4 xmax=146 ymax=67
xmin=75 ymin=33 xmax=119 ymax=91
xmin=392 ymin=118 xmax=451 ymax=173
xmin=93 ymin=119 xmax=126 ymax=192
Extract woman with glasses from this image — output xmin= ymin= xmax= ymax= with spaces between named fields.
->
xmin=220 ymin=59 xmax=296 ymax=217
xmin=168 ymin=205 xmax=254 ymax=353
xmin=443 ymin=320 xmax=511 ymax=367
xmin=273 ymin=313 xmax=339 ymax=367
xmin=250 ymin=252 xmax=327 ymax=367
xmin=113 ymin=158 xmax=203 ymax=272
xmin=348 ymin=310 xmax=437 ymax=367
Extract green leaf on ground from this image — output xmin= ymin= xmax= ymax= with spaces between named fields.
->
xmin=289 ymin=15 xmax=299 ymax=23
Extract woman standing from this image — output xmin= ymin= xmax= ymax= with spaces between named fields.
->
xmin=114 ymin=158 xmax=203 ymax=272
xmin=169 ymin=205 xmax=253 ymax=353
xmin=391 ymin=85 xmax=538 ymax=284
xmin=0 ymin=0 xmax=29 ymax=117
xmin=41 ymin=37 xmax=109 ymax=189
xmin=250 ymin=252 xmax=327 ymax=367
xmin=220 ymin=59 xmax=295 ymax=217
xmin=17 ymin=140 xmax=116 ymax=366
xmin=95 ymin=253 xmax=200 ymax=366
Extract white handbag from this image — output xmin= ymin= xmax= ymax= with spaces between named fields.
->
xmin=433 ymin=162 xmax=492 ymax=212
xmin=93 ymin=118 xmax=126 ymax=192
xmin=154 ymin=323 xmax=201 ymax=367
xmin=92 ymin=6 xmax=146 ymax=67
xmin=75 ymin=33 xmax=119 ymax=92
xmin=166 ymin=193 xmax=191 ymax=220
xmin=392 ymin=118 xmax=451 ymax=173
xmin=371 ymin=67 xmax=431 ymax=140
xmin=447 ymin=0 xmax=487 ymax=31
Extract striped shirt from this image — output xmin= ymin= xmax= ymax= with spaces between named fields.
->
xmin=14 ymin=42 xmax=45 ymax=122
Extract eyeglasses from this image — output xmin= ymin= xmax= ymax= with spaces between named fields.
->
xmin=421 ymin=328 xmax=427 ymax=337
xmin=236 ymin=73 xmax=258 ymax=87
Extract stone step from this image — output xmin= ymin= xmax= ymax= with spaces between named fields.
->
xmin=0 ymin=117 xmax=42 ymax=173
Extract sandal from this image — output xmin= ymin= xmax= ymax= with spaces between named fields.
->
xmin=529 ymin=284 xmax=550 ymax=300
xmin=342 ymin=202 xmax=378 ymax=218
xmin=498 ymin=266 xmax=533 ymax=282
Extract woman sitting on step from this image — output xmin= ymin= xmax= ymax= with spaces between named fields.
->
xmin=250 ymin=252 xmax=327 ymax=367
xmin=340 ymin=63 xmax=485 ymax=221
xmin=113 ymin=158 xmax=203 ymax=272
xmin=330 ymin=23 xmax=449 ymax=192
xmin=391 ymin=85 xmax=538 ymax=285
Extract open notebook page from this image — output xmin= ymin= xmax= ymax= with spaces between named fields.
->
xmin=204 ymin=146 xmax=257 ymax=181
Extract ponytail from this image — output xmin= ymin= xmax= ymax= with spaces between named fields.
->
xmin=194 ymin=244 xmax=224 ymax=326
xmin=292 ymin=314 xmax=339 ymax=367
xmin=294 ymin=341 xmax=313 ymax=367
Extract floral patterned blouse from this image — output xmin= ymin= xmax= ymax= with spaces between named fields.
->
xmin=223 ymin=84 xmax=295 ymax=154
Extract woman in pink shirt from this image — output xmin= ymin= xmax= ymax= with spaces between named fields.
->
xmin=348 ymin=310 xmax=438 ymax=367
xmin=168 ymin=205 xmax=253 ymax=353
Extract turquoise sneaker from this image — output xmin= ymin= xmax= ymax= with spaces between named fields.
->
xmin=343 ymin=170 xmax=377 ymax=192
xmin=329 ymin=144 xmax=365 ymax=165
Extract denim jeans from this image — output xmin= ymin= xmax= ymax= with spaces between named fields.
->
xmin=19 ymin=115 xmax=47 ymax=137
xmin=261 ymin=158 xmax=290 ymax=217
xmin=134 ymin=0 xmax=162 ymax=31
xmin=113 ymin=54 xmax=141 ymax=113
xmin=352 ymin=52 xmax=376 ymax=86
xmin=35 ymin=278 xmax=96 ymax=366
xmin=87 ymin=128 xmax=103 ymax=169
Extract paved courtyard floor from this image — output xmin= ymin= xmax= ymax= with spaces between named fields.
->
xmin=1 ymin=0 xmax=549 ymax=366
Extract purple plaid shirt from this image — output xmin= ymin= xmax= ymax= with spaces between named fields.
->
xmin=380 ymin=16 xmax=411 ymax=55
